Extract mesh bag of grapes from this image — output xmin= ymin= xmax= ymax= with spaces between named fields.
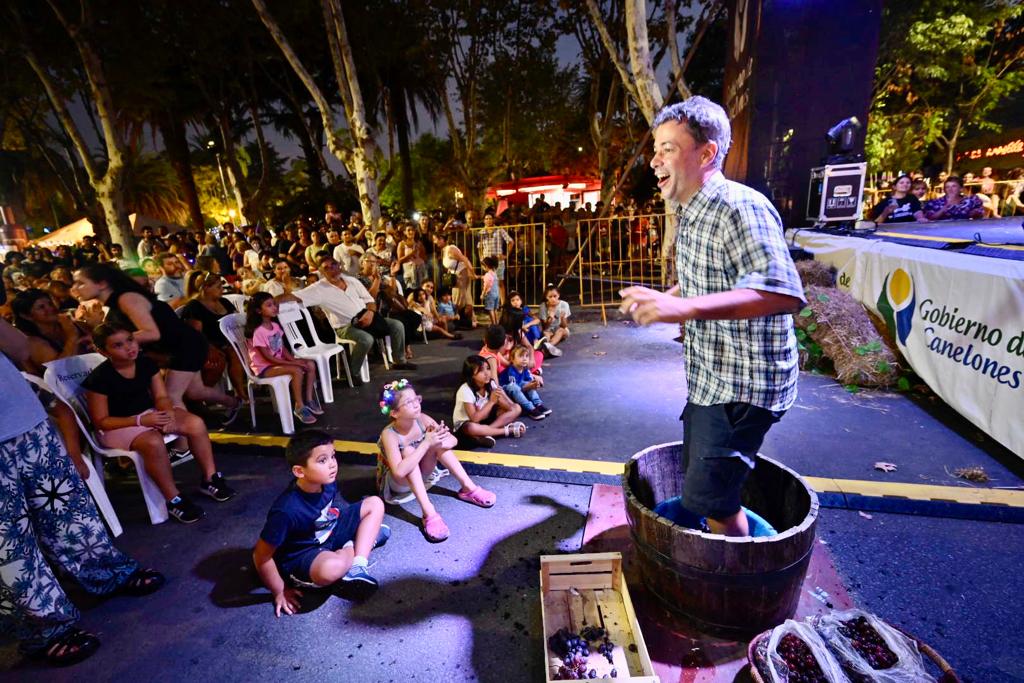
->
xmin=814 ymin=609 xmax=935 ymax=683
xmin=766 ymin=619 xmax=850 ymax=683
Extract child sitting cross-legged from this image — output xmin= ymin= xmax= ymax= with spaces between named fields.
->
xmin=453 ymin=354 xmax=525 ymax=450
xmin=499 ymin=345 xmax=551 ymax=421
xmin=82 ymin=323 xmax=237 ymax=524
xmin=377 ymin=379 xmax=496 ymax=543
xmin=253 ymin=430 xmax=389 ymax=616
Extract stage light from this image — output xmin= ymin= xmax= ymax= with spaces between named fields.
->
xmin=826 ymin=116 xmax=861 ymax=154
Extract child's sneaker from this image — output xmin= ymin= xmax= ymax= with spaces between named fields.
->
xmin=294 ymin=405 xmax=317 ymax=424
xmin=527 ymin=406 xmax=546 ymax=421
xmin=169 ymin=447 xmax=193 ymax=467
xmin=538 ymin=405 xmax=552 ymax=417
xmin=167 ymin=495 xmax=205 ymax=524
xmin=543 ymin=341 xmax=563 ymax=357
xmin=533 ymin=336 xmax=547 ymax=350
xmin=199 ymin=472 xmax=237 ymax=502
xmin=425 ymin=466 xmax=450 ymax=487
xmin=306 ymin=397 xmax=324 ymax=415
xmin=374 ymin=524 xmax=391 ymax=550
xmin=341 ymin=564 xmax=379 ymax=587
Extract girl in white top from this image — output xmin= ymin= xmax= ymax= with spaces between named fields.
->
xmin=452 ymin=355 xmax=525 ymax=449
xmin=377 ymin=379 xmax=495 ymax=543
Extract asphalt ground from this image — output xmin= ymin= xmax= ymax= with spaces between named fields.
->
xmin=2 ymin=316 xmax=1021 ymax=681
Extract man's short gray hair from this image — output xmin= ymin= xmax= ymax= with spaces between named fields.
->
xmin=652 ymin=97 xmax=732 ymax=169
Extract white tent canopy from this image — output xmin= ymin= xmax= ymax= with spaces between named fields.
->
xmin=31 ymin=214 xmax=187 ymax=248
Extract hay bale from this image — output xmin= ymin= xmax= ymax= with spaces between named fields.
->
xmin=796 ymin=285 xmax=900 ymax=387
xmin=796 ymin=259 xmax=836 ymax=289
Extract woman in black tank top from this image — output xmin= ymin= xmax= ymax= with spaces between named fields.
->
xmin=72 ymin=264 xmax=240 ymax=413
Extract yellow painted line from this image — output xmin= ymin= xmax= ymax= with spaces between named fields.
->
xmin=875 ymin=230 xmax=973 ymax=244
xmin=977 ymin=242 xmax=1024 ymax=252
xmin=210 ymin=433 xmax=1024 ymax=507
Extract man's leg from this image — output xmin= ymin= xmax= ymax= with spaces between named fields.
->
xmin=338 ymin=325 xmax=374 ymax=371
xmin=383 ymin=317 xmax=407 ymax=361
xmin=681 ymin=403 xmax=781 ymax=537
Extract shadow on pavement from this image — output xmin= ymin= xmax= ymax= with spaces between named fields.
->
xmin=347 ymin=493 xmax=585 ymax=683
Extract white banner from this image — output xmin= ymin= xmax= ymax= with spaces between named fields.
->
xmin=788 ymin=230 xmax=1024 ymax=458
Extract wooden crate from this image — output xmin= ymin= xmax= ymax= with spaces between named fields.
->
xmin=540 ymin=552 xmax=659 ymax=683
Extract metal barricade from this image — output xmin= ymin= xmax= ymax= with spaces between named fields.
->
xmin=429 ymin=222 xmax=548 ymax=308
xmin=557 ymin=213 xmax=669 ymax=309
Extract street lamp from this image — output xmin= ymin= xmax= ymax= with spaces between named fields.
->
xmin=207 ymin=139 xmax=231 ymax=212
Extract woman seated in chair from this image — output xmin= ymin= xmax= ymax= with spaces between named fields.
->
xmin=179 ymin=271 xmax=247 ymax=426
xmin=11 ymin=288 xmax=93 ymax=480
xmin=71 ymin=264 xmax=241 ymax=421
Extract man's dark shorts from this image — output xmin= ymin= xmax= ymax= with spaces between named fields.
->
xmin=276 ymin=503 xmax=363 ymax=585
xmin=681 ymin=402 xmax=784 ymax=520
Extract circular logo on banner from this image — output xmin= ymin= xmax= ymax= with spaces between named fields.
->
xmin=877 ymin=268 xmax=916 ymax=346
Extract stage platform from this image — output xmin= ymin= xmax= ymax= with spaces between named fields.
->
xmin=797 ymin=216 xmax=1024 ymax=260
xmin=787 ymin=225 xmax=1024 ymax=458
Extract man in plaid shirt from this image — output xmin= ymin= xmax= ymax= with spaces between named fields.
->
xmin=476 ymin=209 xmax=514 ymax=303
xmin=621 ymin=97 xmax=805 ymax=537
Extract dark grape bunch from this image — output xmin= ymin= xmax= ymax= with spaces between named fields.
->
xmin=775 ymin=634 xmax=830 ymax=683
xmin=837 ymin=616 xmax=898 ymax=669
xmin=549 ymin=627 xmax=619 ymax=679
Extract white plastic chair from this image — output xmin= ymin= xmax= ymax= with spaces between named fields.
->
xmin=224 ymin=293 xmax=248 ymax=313
xmin=278 ymin=302 xmax=346 ymax=403
xmin=21 ymin=371 xmax=124 ymax=537
xmin=299 ymin=305 xmax=355 ymax=387
xmin=42 ymin=355 xmax=181 ymax=527
xmin=218 ymin=313 xmax=296 ymax=434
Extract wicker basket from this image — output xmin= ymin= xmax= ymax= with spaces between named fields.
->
xmin=747 ymin=623 xmax=960 ymax=683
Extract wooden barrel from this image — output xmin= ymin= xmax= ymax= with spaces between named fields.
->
xmin=623 ymin=442 xmax=818 ymax=638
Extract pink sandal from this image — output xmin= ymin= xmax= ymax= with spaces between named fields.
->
xmin=458 ymin=486 xmax=496 ymax=508
xmin=422 ymin=512 xmax=450 ymax=542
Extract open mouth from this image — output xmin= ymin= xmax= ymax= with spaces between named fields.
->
xmin=655 ymin=171 xmax=670 ymax=190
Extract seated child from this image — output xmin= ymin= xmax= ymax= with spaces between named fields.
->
xmin=453 ymin=355 xmax=525 ymax=450
xmin=377 ymin=379 xmax=496 ymax=543
xmin=480 ymin=256 xmax=500 ymax=325
xmin=506 ymin=290 xmax=543 ymax=345
xmin=499 ymin=345 xmax=551 ymax=421
xmin=253 ymin=431 xmax=389 ymax=614
xmin=498 ymin=307 xmax=544 ymax=374
xmin=479 ymin=324 xmax=512 ymax=381
xmin=82 ymin=323 xmax=236 ymax=525
xmin=245 ymin=292 xmax=322 ymax=425
xmin=436 ymin=289 xmax=457 ymax=325
xmin=407 ymin=288 xmax=459 ymax=340
xmin=538 ymin=285 xmax=571 ymax=356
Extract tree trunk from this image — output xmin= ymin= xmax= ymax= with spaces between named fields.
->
xmin=944 ymin=119 xmax=962 ymax=175
xmin=157 ymin=110 xmax=204 ymax=230
xmin=392 ymin=84 xmax=415 ymax=212
xmin=217 ymin=110 xmax=249 ymax=225
xmin=325 ymin=0 xmax=381 ymax=228
xmin=625 ymin=0 xmax=664 ymax=124
xmin=94 ymin=167 xmax=130 ymax=247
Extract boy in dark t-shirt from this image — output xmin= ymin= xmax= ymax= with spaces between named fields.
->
xmin=253 ymin=431 xmax=389 ymax=616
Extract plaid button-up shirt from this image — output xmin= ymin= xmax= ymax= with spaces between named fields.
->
xmin=477 ymin=228 xmax=513 ymax=259
xmin=675 ymin=172 xmax=805 ymax=411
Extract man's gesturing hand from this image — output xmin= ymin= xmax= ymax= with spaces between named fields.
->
xmin=619 ymin=286 xmax=696 ymax=326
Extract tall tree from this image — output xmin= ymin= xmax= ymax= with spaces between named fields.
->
xmin=9 ymin=0 xmax=133 ymax=246
xmin=867 ymin=1 xmax=1024 ymax=174
xmin=251 ymin=0 xmax=384 ymax=227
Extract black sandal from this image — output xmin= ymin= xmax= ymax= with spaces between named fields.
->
xmin=30 ymin=627 xmax=101 ymax=667
xmin=116 ymin=568 xmax=166 ymax=597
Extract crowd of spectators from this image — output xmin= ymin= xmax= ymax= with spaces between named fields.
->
xmin=867 ymin=166 xmax=1024 ymax=223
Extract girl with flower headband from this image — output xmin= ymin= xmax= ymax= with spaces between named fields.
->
xmin=376 ymin=378 xmax=496 ymax=542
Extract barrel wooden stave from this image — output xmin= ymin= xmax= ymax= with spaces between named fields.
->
xmin=622 ymin=442 xmax=818 ymax=637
